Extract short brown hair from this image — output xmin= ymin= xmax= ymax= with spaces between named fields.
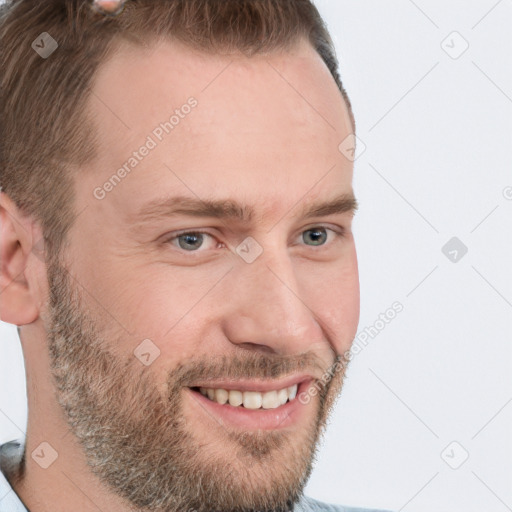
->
xmin=0 ymin=0 xmax=355 ymax=257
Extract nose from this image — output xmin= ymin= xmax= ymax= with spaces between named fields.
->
xmin=221 ymin=246 xmax=325 ymax=357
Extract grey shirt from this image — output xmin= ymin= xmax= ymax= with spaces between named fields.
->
xmin=0 ymin=439 xmax=393 ymax=512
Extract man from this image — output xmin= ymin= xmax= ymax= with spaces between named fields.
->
xmin=0 ymin=0 xmax=393 ymax=511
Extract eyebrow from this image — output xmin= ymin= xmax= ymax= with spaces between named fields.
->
xmin=136 ymin=193 xmax=358 ymax=224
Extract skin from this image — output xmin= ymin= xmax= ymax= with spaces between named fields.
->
xmin=0 ymin=36 xmax=359 ymax=512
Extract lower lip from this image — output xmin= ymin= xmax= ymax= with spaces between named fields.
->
xmin=184 ymin=380 xmax=313 ymax=431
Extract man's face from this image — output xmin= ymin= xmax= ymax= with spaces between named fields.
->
xmin=44 ymin=38 xmax=359 ymax=511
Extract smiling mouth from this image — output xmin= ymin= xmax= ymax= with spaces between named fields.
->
xmin=189 ymin=384 xmax=298 ymax=410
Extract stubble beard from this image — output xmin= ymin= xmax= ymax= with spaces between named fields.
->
xmin=42 ymin=254 xmax=349 ymax=512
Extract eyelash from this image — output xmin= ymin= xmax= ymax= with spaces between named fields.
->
xmin=163 ymin=226 xmax=346 ymax=254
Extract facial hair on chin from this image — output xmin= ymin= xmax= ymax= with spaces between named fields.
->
xmin=43 ymin=255 xmax=349 ymax=512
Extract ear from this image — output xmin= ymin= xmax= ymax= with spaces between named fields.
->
xmin=0 ymin=191 xmax=41 ymax=325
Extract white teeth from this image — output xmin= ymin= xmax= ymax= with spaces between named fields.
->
xmin=277 ymin=388 xmax=288 ymax=406
xmin=287 ymin=385 xmax=297 ymax=400
xmin=198 ymin=383 xmax=299 ymax=409
xmin=243 ymin=391 xmax=262 ymax=409
xmin=215 ymin=388 xmax=229 ymax=405
xmin=261 ymin=390 xmax=278 ymax=409
xmin=228 ymin=390 xmax=243 ymax=407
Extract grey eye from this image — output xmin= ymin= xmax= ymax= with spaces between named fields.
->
xmin=177 ymin=233 xmax=205 ymax=251
xmin=302 ymin=228 xmax=328 ymax=246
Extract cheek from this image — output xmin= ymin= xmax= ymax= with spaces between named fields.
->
xmin=341 ymin=246 xmax=360 ymax=343
xmin=92 ymin=262 xmax=217 ymax=337
xmin=340 ymin=277 xmax=360 ymax=347
xmin=310 ymin=249 xmax=360 ymax=352
xmin=128 ymin=286 xmax=207 ymax=356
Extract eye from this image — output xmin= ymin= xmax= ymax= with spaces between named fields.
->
xmin=299 ymin=226 xmax=344 ymax=247
xmin=163 ymin=226 xmax=345 ymax=254
xmin=167 ymin=231 xmax=218 ymax=252
xmin=302 ymin=227 xmax=328 ymax=246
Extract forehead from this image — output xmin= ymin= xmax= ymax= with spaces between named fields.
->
xmin=79 ymin=38 xmax=354 ymax=218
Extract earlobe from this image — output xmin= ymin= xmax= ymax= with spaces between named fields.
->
xmin=0 ymin=192 xmax=40 ymax=326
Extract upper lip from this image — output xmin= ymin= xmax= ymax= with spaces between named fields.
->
xmin=188 ymin=374 xmax=314 ymax=393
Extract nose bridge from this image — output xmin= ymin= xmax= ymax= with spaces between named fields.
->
xmin=223 ymin=245 xmax=319 ymax=353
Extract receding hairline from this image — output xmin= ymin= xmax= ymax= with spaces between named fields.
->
xmin=0 ymin=0 xmax=356 ymax=257
xmin=89 ymin=33 xmax=355 ymax=139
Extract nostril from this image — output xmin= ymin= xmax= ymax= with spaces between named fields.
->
xmin=237 ymin=342 xmax=276 ymax=354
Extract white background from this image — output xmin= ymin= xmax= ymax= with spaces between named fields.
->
xmin=1 ymin=1 xmax=511 ymax=511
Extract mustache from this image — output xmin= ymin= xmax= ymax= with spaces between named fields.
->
xmin=167 ymin=349 xmax=337 ymax=390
